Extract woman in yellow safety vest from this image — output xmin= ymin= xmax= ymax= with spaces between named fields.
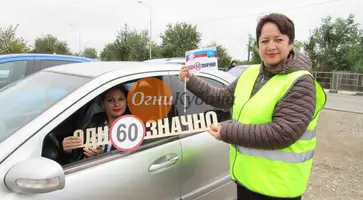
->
xmin=179 ymin=13 xmax=326 ymax=200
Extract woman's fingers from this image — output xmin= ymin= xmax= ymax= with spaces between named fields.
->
xmin=83 ymin=146 xmax=103 ymax=157
xmin=83 ymin=148 xmax=95 ymax=157
xmin=179 ymin=66 xmax=190 ymax=81
xmin=89 ymin=146 xmax=101 ymax=154
xmin=63 ymin=136 xmax=83 ymax=151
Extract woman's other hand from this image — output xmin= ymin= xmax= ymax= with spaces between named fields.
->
xmin=179 ymin=66 xmax=192 ymax=82
xmin=62 ymin=136 xmax=83 ymax=153
xmin=83 ymin=145 xmax=103 ymax=157
xmin=208 ymin=123 xmax=222 ymax=141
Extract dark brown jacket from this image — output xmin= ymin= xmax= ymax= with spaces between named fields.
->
xmin=186 ymin=51 xmax=316 ymax=150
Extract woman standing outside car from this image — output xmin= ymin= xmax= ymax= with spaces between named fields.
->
xmin=179 ymin=13 xmax=326 ymax=200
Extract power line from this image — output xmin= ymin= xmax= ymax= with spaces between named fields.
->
xmin=22 ymin=0 xmax=84 ymax=24
xmin=186 ymin=0 xmax=345 ymax=23
xmin=53 ymin=0 xmax=84 ymax=14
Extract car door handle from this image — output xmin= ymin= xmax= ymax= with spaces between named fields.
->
xmin=148 ymin=155 xmax=179 ymax=172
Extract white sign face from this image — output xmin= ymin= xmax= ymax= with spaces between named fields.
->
xmin=185 ymin=47 xmax=218 ymax=71
xmin=109 ymin=115 xmax=146 ymax=152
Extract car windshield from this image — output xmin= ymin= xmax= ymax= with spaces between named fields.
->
xmin=0 ymin=71 xmax=91 ymax=143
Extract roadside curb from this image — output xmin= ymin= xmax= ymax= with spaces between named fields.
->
xmin=323 ymin=89 xmax=363 ymax=96
xmin=323 ymin=107 xmax=363 ymax=115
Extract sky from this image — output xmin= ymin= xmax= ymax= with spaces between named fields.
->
xmin=1 ymin=0 xmax=363 ymax=60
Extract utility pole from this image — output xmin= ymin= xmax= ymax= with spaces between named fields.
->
xmin=138 ymin=1 xmax=152 ymax=59
xmin=69 ymin=23 xmax=81 ymax=55
xmin=247 ymin=39 xmax=251 ymax=62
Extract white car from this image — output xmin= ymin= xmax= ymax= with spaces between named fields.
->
xmin=0 ymin=61 xmax=237 ymax=200
xmin=143 ymin=57 xmax=186 ymax=65
xmin=226 ymin=65 xmax=255 ymax=80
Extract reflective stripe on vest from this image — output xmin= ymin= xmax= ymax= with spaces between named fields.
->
xmin=233 ymin=118 xmax=316 ymax=163
xmin=237 ymin=147 xmax=314 ymax=163
xmin=232 ymin=119 xmax=317 ymax=141
xmin=230 ymin=65 xmax=327 ymax=198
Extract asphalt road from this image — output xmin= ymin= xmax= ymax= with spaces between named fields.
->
xmin=325 ymin=93 xmax=363 ymax=114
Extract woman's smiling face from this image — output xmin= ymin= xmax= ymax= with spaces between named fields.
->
xmin=258 ymin=22 xmax=293 ymax=68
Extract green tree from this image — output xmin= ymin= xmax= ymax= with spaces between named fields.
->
xmin=31 ymin=34 xmax=72 ymax=55
xmin=125 ymin=29 xmax=150 ymax=61
xmin=293 ymin=40 xmax=305 ymax=51
xmin=203 ymin=42 xmax=232 ymax=69
xmin=303 ymin=14 xmax=363 ymax=72
xmin=100 ymin=42 xmax=118 ymax=61
xmin=100 ymin=24 xmax=150 ymax=61
xmin=303 ymin=32 xmax=319 ymax=69
xmin=0 ymin=25 xmax=30 ymax=54
xmin=247 ymin=34 xmax=261 ymax=64
xmin=82 ymin=47 xmax=97 ymax=58
xmin=160 ymin=22 xmax=202 ymax=57
xmin=150 ymin=42 xmax=163 ymax=59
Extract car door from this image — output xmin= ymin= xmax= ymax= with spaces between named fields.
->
xmin=0 ymin=71 xmax=182 ymax=200
xmin=0 ymin=58 xmax=34 ymax=88
xmin=168 ymin=71 xmax=236 ymax=200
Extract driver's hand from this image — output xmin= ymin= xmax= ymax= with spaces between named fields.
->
xmin=83 ymin=146 xmax=103 ymax=157
xmin=62 ymin=136 xmax=83 ymax=153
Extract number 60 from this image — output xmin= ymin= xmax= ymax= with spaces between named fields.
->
xmin=117 ymin=123 xmax=138 ymax=142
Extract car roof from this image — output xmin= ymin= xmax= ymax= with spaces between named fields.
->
xmin=0 ymin=53 xmax=97 ymax=62
xmin=143 ymin=57 xmax=185 ymax=64
xmin=44 ymin=61 xmax=230 ymax=79
xmin=143 ymin=58 xmax=169 ymax=63
xmin=227 ymin=64 xmax=259 ymax=78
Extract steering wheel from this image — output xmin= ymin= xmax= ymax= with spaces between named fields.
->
xmin=42 ymin=131 xmax=68 ymax=165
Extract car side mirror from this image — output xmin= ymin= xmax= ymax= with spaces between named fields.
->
xmin=4 ymin=157 xmax=65 ymax=194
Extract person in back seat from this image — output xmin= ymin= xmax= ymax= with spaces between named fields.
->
xmin=62 ymin=84 xmax=130 ymax=162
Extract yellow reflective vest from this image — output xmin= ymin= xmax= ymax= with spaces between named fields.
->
xmin=230 ymin=65 xmax=326 ymax=198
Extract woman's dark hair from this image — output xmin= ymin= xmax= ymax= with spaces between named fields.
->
xmin=100 ymin=84 xmax=131 ymax=115
xmin=256 ymin=13 xmax=295 ymax=47
xmin=100 ymin=84 xmax=129 ymax=102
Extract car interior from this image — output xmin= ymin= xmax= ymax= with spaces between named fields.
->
xmin=41 ymin=76 xmax=177 ymax=168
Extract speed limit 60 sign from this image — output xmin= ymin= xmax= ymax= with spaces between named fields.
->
xmin=110 ymin=115 xmax=146 ymax=152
